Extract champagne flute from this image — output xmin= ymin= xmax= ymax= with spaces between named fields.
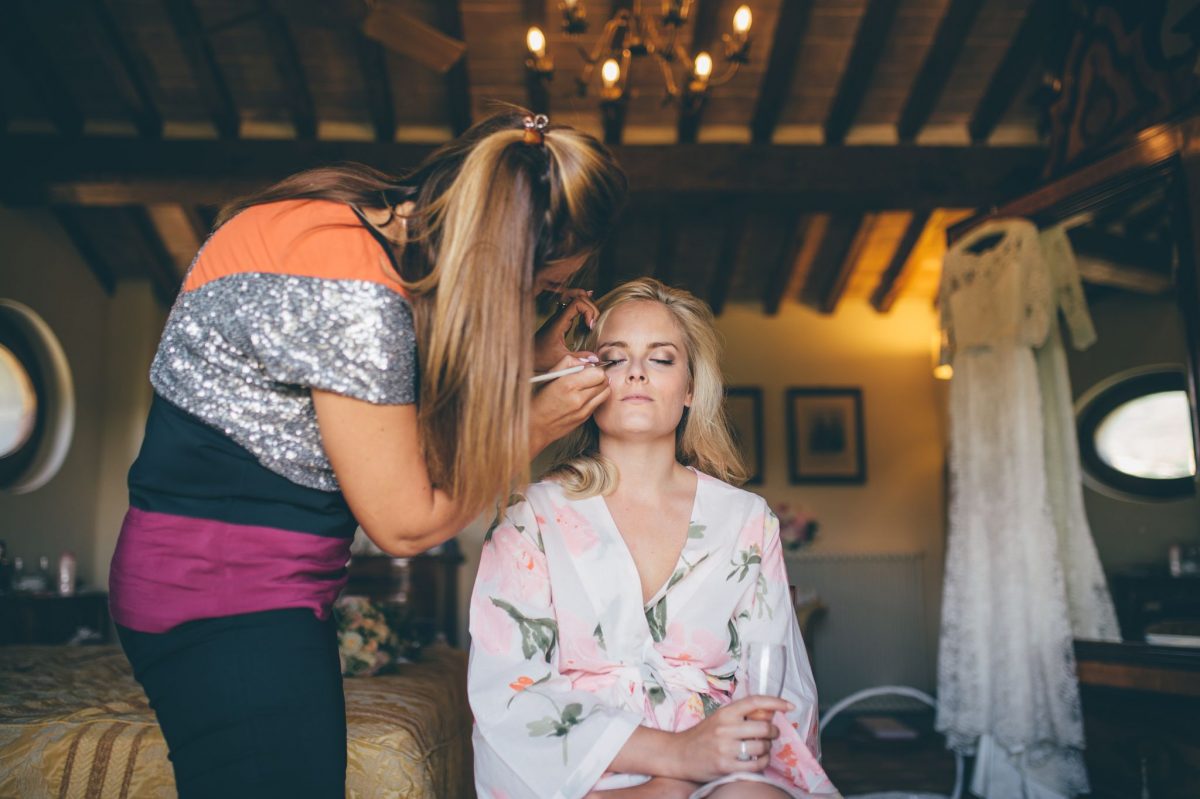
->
xmin=742 ymin=642 xmax=787 ymax=722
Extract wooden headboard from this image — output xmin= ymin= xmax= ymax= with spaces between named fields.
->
xmin=343 ymin=543 xmax=464 ymax=647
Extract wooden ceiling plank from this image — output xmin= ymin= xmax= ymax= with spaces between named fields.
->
xmin=437 ymin=1 xmax=472 ymax=136
xmin=800 ymin=213 xmax=872 ymax=314
xmin=0 ymin=3 xmax=83 ymax=137
xmin=255 ymin=0 xmax=317 ymax=140
xmin=53 ymin=207 xmax=116 ymax=294
xmin=896 ymin=0 xmax=985 ymax=143
xmin=750 ymin=0 xmax=814 ymax=144
xmin=163 ymin=0 xmax=239 ymax=139
xmin=1 ymin=136 xmax=1046 ymax=208
xmin=824 ymin=0 xmax=903 ymax=146
xmin=709 ymin=203 xmax=748 ymax=316
xmin=653 ymin=208 xmax=680 ymax=285
xmin=870 ymin=208 xmax=933 ymax=312
xmin=968 ymin=0 xmax=1055 ymax=144
xmin=146 ymin=204 xmax=203 ymax=276
xmin=676 ymin=0 xmax=721 ymax=144
xmin=86 ymin=0 xmax=163 ymax=138
xmin=763 ymin=208 xmax=809 ymax=315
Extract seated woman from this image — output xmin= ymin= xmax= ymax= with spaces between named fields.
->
xmin=469 ymin=278 xmax=839 ymax=799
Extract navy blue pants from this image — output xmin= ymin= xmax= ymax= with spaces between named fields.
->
xmin=117 ymin=608 xmax=346 ymax=799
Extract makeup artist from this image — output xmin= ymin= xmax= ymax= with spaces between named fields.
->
xmin=108 ymin=109 xmax=625 ymax=798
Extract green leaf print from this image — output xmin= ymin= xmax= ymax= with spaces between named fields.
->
xmin=483 ymin=515 xmax=501 ymax=545
xmin=687 ymin=522 xmax=707 ymax=539
xmin=593 ymin=622 xmax=607 ymax=651
xmin=727 ymin=617 xmax=741 ymax=659
xmin=491 ymin=598 xmax=559 ymax=662
xmin=754 ymin=573 xmax=772 ymax=619
xmin=727 ymin=545 xmax=762 ymax=582
xmin=646 ymin=597 xmax=668 ymax=643
xmin=525 ymin=701 xmax=593 ymax=764
xmin=646 ymin=678 xmax=667 ymax=707
xmin=699 ymin=693 xmax=723 ymax=718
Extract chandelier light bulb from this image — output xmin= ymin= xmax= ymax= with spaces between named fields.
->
xmin=601 ymin=58 xmax=621 ymax=88
xmin=526 ymin=26 xmax=547 ymax=59
xmin=693 ymin=51 xmax=713 ymax=80
xmin=733 ymin=5 xmax=752 ymax=35
xmin=563 ymin=0 xmax=579 ymax=9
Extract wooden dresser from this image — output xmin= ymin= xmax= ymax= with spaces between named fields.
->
xmin=1075 ymin=640 xmax=1200 ymax=798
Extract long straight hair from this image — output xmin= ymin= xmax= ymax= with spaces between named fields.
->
xmin=545 ymin=278 xmax=748 ymax=498
xmin=217 ymin=109 xmax=627 ymax=514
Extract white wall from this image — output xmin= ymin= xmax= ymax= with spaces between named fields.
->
xmin=0 ymin=207 xmax=163 ymax=591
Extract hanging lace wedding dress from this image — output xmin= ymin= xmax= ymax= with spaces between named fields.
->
xmin=936 ymin=219 xmax=1118 ymax=799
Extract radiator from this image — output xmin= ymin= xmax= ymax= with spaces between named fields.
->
xmin=785 ymin=551 xmax=932 ymax=709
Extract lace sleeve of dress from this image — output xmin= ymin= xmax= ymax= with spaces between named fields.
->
xmin=1018 ymin=224 xmax=1054 ymax=348
xmin=1040 ymin=225 xmax=1097 ymax=350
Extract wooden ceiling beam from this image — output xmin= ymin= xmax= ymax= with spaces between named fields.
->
xmin=255 ymin=0 xmax=316 ymax=140
xmin=763 ymin=208 xmax=809 ymax=315
xmin=750 ymin=0 xmax=813 ymax=144
xmin=86 ymin=0 xmax=163 ymax=138
xmin=800 ymin=213 xmax=872 ymax=314
xmin=1 ymin=4 xmax=83 ymax=137
xmin=0 ymin=136 xmax=1046 ymax=209
xmin=676 ymin=0 xmax=721 ymax=144
xmin=53 ymin=207 xmax=116 ymax=295
xmin=437 ymin=1 xmax=472 ymax=136
xmin=896 ymin=0 xmax=985 ymax=143
xmin=870 ymin=209 xmax=933 ymax=312
xmin=128 ymin=207 xmax=184 ymax=305
xmin=653 ymin=208 xmax=680 ymax=285
xmin=968 ymin=0 xmax=1055 ymax=144
xmin=145 ymin=204 xmax=204 ymax=276
xmin=355 ymin=39 xmax=394 ymax=143
xmin=823 ymin=0 xmax=902 ymax=145
xmin=164 ymin=0 xmax=239 ymax=139
xmin=708 ymin=204 xmax=748 ymax=316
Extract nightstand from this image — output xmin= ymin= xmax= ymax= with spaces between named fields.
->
xmin=0 ymin=591 xmax=111 ymax=645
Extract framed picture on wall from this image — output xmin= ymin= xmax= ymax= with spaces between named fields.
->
xmin=725 ymin=387 xmax=764 ymax=485
xmin=786 ymin=387 xmax=865 ymax=484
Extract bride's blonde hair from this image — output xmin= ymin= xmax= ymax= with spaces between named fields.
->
xmin=545 ymin=278 xmax=747 ymax=498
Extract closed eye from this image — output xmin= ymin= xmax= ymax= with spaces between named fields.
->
xmin=651 ymin=359 xmax=675 ymax=365
xmin=603 ymin=358 xmax=627 ymax=367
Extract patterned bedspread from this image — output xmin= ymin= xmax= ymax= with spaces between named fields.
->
xmin=0 ymin=644 xmax=474 ymax=798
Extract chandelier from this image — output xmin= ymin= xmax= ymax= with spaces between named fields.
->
xmin=524 ymin=1 xmax=754 ymax=137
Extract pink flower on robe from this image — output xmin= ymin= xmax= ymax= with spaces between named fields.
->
xmin=736 ymin=512 xmax=764 ymax=551
xmin=488 ymin=526 xmax=549 ymax=605
xmin=471 ymin=588 xmax=515 ymax=655
xmin=552 ymin=503 xmax=601 ymax=557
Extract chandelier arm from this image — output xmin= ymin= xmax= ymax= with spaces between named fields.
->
xmin=706 ymin=61 xmax=742 ymax=87
xmin=655 ymin=54 xmax=682 ymax=100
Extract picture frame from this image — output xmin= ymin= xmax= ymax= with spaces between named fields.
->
xmin=724 ymin=387 xmax=764 ymax=485
xmin=785 ymin=387 xmax=866 ymax=484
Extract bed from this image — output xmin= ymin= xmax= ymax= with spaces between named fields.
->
xmin=0 ymin=643 xmax=474 ymax=798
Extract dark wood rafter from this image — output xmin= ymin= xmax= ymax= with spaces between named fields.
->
xmin=896 ymin=0 xmax=984 ymax=143
xmin=602 ymin=97 xmax=630 ymax=145
xmin=750 ymin=0 xmax=813 ymax=144
xmin=127 ymin=207 xmax=184 ymax=305
xmin=596 ymin=235 xmax=619 ymax=295
xmin=870 ymin=208 xmax=932 ymax=312
xmin=823 ymin=0 xmax=902 ymax=145
xmin=763 ymin=207 xmax=808 ymax=315
xmin=437 ymin=1 xmax=472 ymax=136
xmin=356 ymin=39 xmax=395 ymax=143
xmin=164 ymin=0 xmax=239 ymax=139
xmin=53 ymin=207 xmax=116 ymax=295
xmin=524 ymin=0 xmax=550 ymax=115
xmin=676 ymin=0 xmax=721 ymax=144
xmin=1 ymin=3 xmax=83 ymax=137
xmin=968 ymin=0 xmax=1055 ymax=144
xmin=0 ymin=136 xmax=1047 ymax=208
xmin=255 ymin=0 xmax=317 ymax=140
xmin=709 ymin=202 xmax=748 ymax=316
xmin=86 ymin=0 xmax=163 ymax=138
xmin=653 ymin=207 xmax=680 ymax=285
xmin=800 ymin=212 xmax=869 ymax=314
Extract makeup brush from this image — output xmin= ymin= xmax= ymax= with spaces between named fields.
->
xmin=530 ymin=360 xmax=616 ymax=384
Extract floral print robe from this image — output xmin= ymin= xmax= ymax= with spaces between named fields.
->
xmin=468 ymin=469 xmax=840 ymax=799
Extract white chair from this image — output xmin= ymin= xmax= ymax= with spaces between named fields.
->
xmin=818 ymin=685 xmax=964 ymax=799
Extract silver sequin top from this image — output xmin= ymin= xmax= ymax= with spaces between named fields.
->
xmin=151 ymin=272 xmax=417 ymax=492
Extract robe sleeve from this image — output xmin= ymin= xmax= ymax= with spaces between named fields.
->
xmin=731 ymin=507 xmax=838 ymax=795
xmin=468 ymin=495 xmax=643 ymax=799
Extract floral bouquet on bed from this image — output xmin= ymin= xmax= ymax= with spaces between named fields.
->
xmin=773 ymin=503 xmax=819 ymax=552
xmin=333 ymin=595 xmax=407 ymax=677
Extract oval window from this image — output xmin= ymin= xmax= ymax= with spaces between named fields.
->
xmin=0 ymin=344 xmax=37 ymax=456
xmin=1078 ymin=369 xmax=1196 ymax=500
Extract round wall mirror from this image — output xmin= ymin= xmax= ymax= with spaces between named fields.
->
xmin=0 ymin=300 xmax=75 ymax=494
